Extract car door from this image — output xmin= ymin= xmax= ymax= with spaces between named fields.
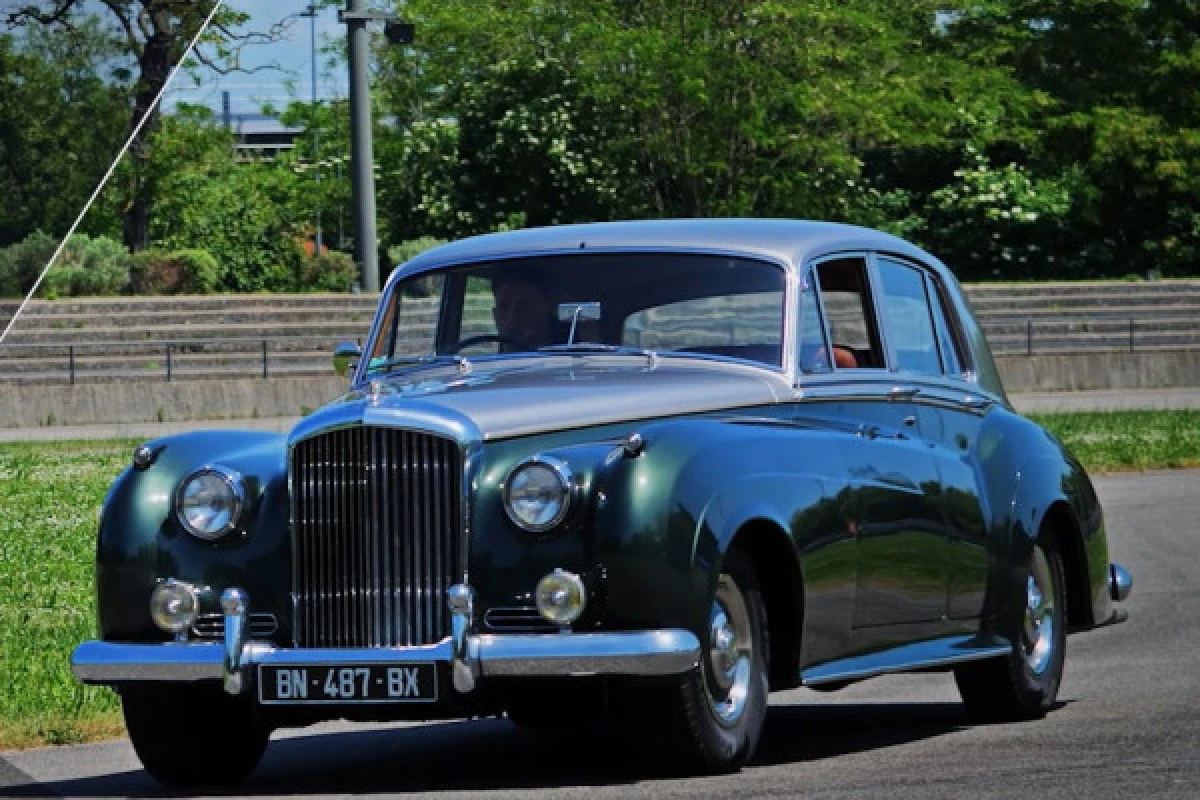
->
xmin=876 ymin=256 xmax=991 ymax=623
xmin=798 ymin=255 xmax=947 ymax=631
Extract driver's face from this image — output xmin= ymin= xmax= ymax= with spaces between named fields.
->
xmin=492 ymin=280 xmax=551 ymax=348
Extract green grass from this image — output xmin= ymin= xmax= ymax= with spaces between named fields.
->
xmin=1029 ymin=410 xmax=1200 ymax=472
xmin=0 ymin=439 xmax=138 ymax=749
xmin=0 ymin=412 xmax=1196 ymax=749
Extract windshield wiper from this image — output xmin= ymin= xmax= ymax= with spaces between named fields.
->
xmin=363 ymin=354 xmax=470 ymax=374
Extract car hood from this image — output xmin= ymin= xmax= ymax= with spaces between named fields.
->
xmin=291 ymin=354 xmax=789 ymax=443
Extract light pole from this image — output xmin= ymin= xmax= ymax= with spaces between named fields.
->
xmin=338 ymin=3 xmax=412 ymax=293
xmin=298 ymin=4 xmax=322 ymax=256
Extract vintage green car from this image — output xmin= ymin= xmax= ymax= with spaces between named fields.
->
xmin=72 ymin=220 xmax=1131 ymax=785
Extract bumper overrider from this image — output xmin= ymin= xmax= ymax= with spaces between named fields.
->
xmin=71 ymin=585 xmax=702 ymax=696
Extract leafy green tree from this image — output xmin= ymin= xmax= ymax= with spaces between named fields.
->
xmin=373 ymin=0 xmax=1033 ymax=250
xmin=944 ymin=0 xmax=1200 ymax=276
xmin=4 ymin=1 xmax=284 ymax=250
xmin=145 ymin=109 xmax=307 ymax=291
xmin=0 ymin=21 xmax=130 ymax=248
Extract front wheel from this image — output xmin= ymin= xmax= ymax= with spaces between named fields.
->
xmin=122 ymin=684 xmax=269 ymax=787
xmin=955 ymin=533 xmax=1068 ymax=722
xmin=652 ymin=548 xmax=770 ymax=773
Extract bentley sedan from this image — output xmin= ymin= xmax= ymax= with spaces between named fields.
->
xmin=72 ymin=219 xmax=1131 ymax=785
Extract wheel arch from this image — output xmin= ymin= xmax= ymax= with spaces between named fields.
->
xmin=1039 ymin=500 xmax=1094 ymax=630
xmin=726 ymin=519 xmax=805 ymax=691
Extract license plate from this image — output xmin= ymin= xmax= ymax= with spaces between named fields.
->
xmin=258 ymin=663 xmax=438 ymax=704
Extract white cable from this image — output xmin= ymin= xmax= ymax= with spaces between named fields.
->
xmin=0 ymin=1 xmax=227 ymax=347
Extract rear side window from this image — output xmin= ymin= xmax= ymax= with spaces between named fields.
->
xmin=814 ymin=257 xmax=885 ymax=369
xmin=876 ymin=259 xmax=942 ymax=375
xmin=925 ymin=275 xmax=970 ymax=378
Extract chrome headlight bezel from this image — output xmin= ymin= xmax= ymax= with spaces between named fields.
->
xmin=503 ymin=455 xmax=574 ymax=533
xmin=174 ymin=465 xmax=245 ymax=541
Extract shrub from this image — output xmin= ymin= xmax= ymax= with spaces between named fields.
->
xmin=0 ymin=232 xmax=131 ymax=298
xmin=0 ymin=231 xmax=58 ymax=297
xmin=292 ymin=249 xmax=358 ymax=292
xmin=41 ymin=234 xmax=132 ymax=298
xmin=129 ymin=248 xmax=220 ymax=294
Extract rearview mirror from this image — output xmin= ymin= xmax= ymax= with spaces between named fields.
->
xmin=556 ymin=302 xmax=602 ymax=322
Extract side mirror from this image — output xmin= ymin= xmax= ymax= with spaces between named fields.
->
xmin=332 ymin=342 xmax=362 ymax=377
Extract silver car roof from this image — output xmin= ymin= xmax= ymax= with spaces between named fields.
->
xmin=391 ymin=219 xmax=947 ymax=284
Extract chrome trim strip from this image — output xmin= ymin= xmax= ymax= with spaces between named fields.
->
xmin=801 ymin=634 xmax=1012 ymax=686
xmin=71 ymin=629 xmax=701 ymax=687
xmin=476 ymin=630 xmax=701 ymax=677
xmin=1110 ymin=562 xmax=1133 ymax=603
xmin=794 ymin=375 xmax=1006 ymax=413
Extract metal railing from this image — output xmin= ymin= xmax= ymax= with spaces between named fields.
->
xmin=2 ymin=316 xmax=1199 ymax=384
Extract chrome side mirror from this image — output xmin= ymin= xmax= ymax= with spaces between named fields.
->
xmin=332 ymin=342 xmax=362 ymax=377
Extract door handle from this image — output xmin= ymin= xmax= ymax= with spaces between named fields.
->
xmin=887 ymin=386 xmax=920 ymax=402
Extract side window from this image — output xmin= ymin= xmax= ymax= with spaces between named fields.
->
xmin=925 ymin=274 xmax=969 ymax=378
xmin=798 ymin=271 xmax=831 ymax=374
xmin=876 ymin=258 xmax=942 ymax=375
xmin=814 ymin=257 xmax=885 ymax=369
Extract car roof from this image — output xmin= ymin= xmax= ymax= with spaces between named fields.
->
xmin=394 ymin=219 xmax=945 ymax=282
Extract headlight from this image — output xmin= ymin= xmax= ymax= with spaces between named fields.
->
xmin=175 ymin=465 xmax=244 ymax=541
xmin=503 ymin=456 xmax=573 ymax=533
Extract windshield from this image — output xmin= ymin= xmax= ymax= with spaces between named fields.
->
xmin=364 ymin=252 xmax=786 ymax=374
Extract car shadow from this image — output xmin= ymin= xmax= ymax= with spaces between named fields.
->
xmin=0 ymin=700 xmax=1025 ymax=797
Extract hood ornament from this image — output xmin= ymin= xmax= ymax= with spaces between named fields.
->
xmin=369 ymin=379 xmax=383 ymax=405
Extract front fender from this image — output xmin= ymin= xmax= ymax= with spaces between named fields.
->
xmin=96 ymin=430 xmax=290 ymax=642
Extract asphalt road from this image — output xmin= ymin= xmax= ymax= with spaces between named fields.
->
xmin=1 ymin=470 xmax=1195 ymax=799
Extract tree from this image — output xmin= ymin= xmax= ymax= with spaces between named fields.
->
xmin=944 ymin=0 xmax=1200 ymax=276
xmin=3 ymin=1 xmax=283 ymax=251
xmin=372 ymin=0 xmax=1033 ymax=246
xmin=0 ymin=19 xmax=130 ymax=247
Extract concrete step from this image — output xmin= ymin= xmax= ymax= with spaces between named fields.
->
xmin=962 ymin=280 xmax=1200 ymax=297
xmin=981 ymin=317 xmax=1200 ymax=336
xmin=11 ymin=307 xmax=382 ymax=331
xmin=966 ymin=293 xmax=1200 ymax=312
xmin=1 ymin=321 xmax=375 ymax=345
xmin=974 ymin=305 xmax=1200 ymax=321
xmin=9 ymin=293 xmax=381 ymax=317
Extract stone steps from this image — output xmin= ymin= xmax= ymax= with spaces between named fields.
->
xmin=2 ymin=281 xmax=1199 ymax=383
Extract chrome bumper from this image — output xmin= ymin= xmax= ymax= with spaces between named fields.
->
xmin=1109 ymin=562 xmax=1133 ymax=603
xmin=71 ymin=585 xmax=700 ymax=696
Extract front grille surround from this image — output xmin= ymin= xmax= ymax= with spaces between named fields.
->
xmin=289 ymin=424 xmax=466 ymax=649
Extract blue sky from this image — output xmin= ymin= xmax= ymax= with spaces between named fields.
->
xmin=163 ymin=1 xmax=348 ymax=115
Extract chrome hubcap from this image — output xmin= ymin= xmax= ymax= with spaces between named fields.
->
xmin=705 ymin=575 xmax=753 ymax=726
xmin=1022 ymin=545 xmax=1058 ymax=675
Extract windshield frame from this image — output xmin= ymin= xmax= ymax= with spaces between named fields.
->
xmin=354 ymin=246 xmax=799 ymax=386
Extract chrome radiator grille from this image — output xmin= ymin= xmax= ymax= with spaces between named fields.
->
xmin=290 ymin=426 xmax=464 ymax=648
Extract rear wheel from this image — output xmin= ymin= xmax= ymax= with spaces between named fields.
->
xmin=122 ymin=684 xmax=269 ymax=787
xmin=955 ymin=532 xmax=1068 ymax=722
xmin=652 ymin=548 xmax=770 ymax=773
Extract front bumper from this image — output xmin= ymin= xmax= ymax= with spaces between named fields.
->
xmin=72 ymin=585 xmax=700 ymax=696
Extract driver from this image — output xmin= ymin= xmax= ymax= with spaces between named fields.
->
xmin=491 ymin=272 xmax=556 ymax=352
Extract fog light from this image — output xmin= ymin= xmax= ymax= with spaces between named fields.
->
xmin=150 ymin=579 xmax=199 ymax=636
xmin=535 ymin=569 xmax=586 ymax=625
